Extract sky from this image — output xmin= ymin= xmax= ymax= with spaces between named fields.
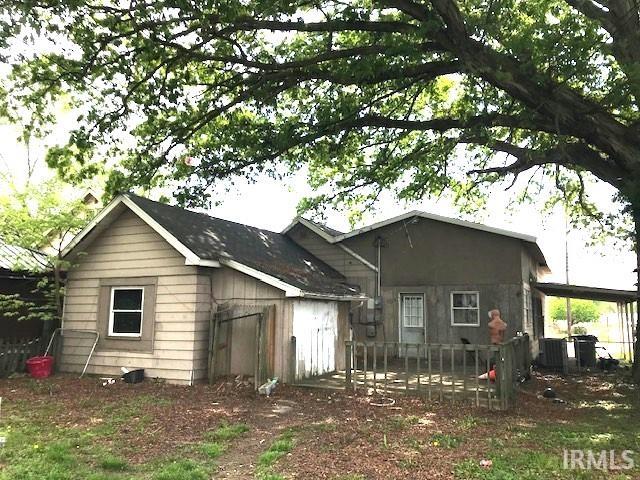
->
xmin=0 ymin=116 xmax=636 ymax=292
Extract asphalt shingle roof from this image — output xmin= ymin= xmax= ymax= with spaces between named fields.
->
xmin=126 ymin=194 xmax=361 ymax=298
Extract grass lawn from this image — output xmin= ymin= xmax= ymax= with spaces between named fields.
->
xmin=0 ymin=371 xmax=638 ymax=479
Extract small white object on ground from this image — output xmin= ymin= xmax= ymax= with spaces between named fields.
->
xmin=258 ymin=377 xmax=278 ymax=396
xmin=479 ymin=459 xmax=493 ymax=468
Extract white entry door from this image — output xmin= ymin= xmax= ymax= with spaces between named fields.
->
xmin=400 ymin=294 xmax=425 ymax=356
xmin=292 ymin=300 xmax=338 ymax=379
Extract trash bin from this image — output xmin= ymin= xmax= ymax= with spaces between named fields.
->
xmin=572 ymin=335 xmax=598 ymax=368
xmin=25 ymin=356 xmax=54 ymax=378
xmin=122 ymin=368 xmax=145 ymax=383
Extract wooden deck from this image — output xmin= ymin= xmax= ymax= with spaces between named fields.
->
xmin=295 ymin=365 xmax=499 ymax=407
xmin=292 ymin=336 xmax=532 ymax=409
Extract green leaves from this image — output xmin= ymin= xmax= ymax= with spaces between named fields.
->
xmin=549 ymin=297 xmax=603 ymax=324
xmin=0 ymin=0 xmax=638 ymax=236
xmin=0 ymin=173 xmax=94 ymax=324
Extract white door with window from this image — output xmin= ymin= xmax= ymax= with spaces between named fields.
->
xmin=399 ymin=294 xmax=425 ymax=356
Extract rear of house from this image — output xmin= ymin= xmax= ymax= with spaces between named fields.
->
xmin=284 ymin=212 xmax=549 ymax=356
xmin=59 ymin=194 xmax=548 ymax=385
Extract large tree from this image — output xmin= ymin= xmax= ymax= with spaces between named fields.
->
xmin=1 ymin=0 xmax=640 ymax=375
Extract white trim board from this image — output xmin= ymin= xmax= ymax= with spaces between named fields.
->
xmin=220 ymin=258 xmax=367 ymax=301
xmin=398 ymin=292 xmax=427 ymax=347
xmin=283 ymin=210 xmax=539 ymax=244
xmin=282 ymin=211 xmax=547 ymax=271
xmin=450 ymin=290 xmax=481 ymax=327
xmin=281 ymin=217 xmax=337 ymax=243
xmin=219 ymin=258 xmax=302 ymax=297
xmin=108 ymin=286 xmax=144 ymax=338
xmin=336 ymin=211 xmax=539 ymax=244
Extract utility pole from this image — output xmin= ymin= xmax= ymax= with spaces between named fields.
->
xmin=565 ymin=209 xmax=572 ymax=338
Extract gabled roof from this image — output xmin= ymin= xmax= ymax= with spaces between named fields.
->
xmin=283 ymin=210 xmax=549 ymax=271
xmin=0 ymin=240 xmax=49 ymax=272
xmin=303 ymin=218 xmax=344 ymax=237
xmin=63 ymin=194 xmax=363 ymax=300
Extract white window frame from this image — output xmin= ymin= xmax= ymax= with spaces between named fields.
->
xmin=523 ymin=285 xmax=533 ymax=330
xmin=108 ymin=286 xmax=144 ymax=337
xmin=400 ymin=294 xmax=425 ymax=328
xmin=450 ymin=291 xmax=480 ymax=327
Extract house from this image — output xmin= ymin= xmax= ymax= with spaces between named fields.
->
xmin=59 ymin=194 xmax=549 ymax=384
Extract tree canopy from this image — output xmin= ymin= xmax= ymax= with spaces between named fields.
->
xmin=549 ymin=297 xmax=601 ymax=325
xmin=1 ymin=0 xmax=640 ymax=374
xmin=1 ymin=0 xmax=639 ymax=225
xmin=0 ymin=171 xmax=94 ymax=325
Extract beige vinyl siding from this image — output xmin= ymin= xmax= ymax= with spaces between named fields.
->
xmin=60 ymin=208 xmax=201 ymax=384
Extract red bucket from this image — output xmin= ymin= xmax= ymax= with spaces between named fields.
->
xmin=25 ymin=356 xmax=54 ymax=379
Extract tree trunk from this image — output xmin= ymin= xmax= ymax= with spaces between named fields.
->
xmin=41 ymin=258 xmax=63 ymax=348
xmin=633 ymin=209 xmax=640 ymax=383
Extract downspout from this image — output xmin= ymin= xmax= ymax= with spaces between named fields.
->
xmin=375 ymin=236 xmax=385 ymax=342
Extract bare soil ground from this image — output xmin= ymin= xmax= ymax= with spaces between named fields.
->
xmin=0 ymin=370 xmax=638 ymax=479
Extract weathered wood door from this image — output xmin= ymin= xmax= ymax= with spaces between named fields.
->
xmin=292 ymin=300 xmax=338 ymax=379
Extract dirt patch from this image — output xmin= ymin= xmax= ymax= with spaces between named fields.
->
xmin=0 ymin=370 xmax=636 ymax=479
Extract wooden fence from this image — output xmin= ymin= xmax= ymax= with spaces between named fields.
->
xmin=0 ymin=337 xmax=42 ymax=378
xmin=345 ymin=335 xmax=531 ymax=410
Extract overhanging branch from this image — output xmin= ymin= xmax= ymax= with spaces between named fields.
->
xmin=465 ymin=140 xmax=626 ymax=188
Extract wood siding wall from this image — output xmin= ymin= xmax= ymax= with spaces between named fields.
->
xmin=60 ymin=209 xmax=201 ymax=384
xmin=286 ymin=224 xmax=375 ymax=284
xmin=197 ymin=267 xmax=351 ymax=383
xmin=342 ymin=217 xmax=524 ymax=285
xmin=62 ymin=209 xmax=357 ymax=385
xmin=195 ymin=267 xmax=296 ymax=382
xmin=372 ymin=284 xmax=524 ymax=346
xmin=285 ymin=223 xmax=376 ymax=333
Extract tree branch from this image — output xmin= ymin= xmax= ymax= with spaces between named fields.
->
xmin=466 ymin=140 xmax=625 ymax=187
xmin=565 ymin=0 xmax=617 ymax=31
xmin=217 ymin=18 xmax=420 ymax=35
xmin=348 ymin=112 xmax=558 ymax=133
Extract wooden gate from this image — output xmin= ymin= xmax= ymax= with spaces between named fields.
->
xmin=207 ymin=305 xmax=274 ymax=390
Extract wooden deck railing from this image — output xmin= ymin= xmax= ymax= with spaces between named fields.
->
xmin=345 ymin=335 xmax=531 ymax=410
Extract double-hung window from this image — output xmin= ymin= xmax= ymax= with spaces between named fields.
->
xmin=451 ymin=291 xmax=480 ymax=326
xmin=108 ymin=287 xmax=144 ymax=337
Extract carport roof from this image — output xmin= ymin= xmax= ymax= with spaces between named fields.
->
xmin=533 ymin=282 xmax=637 ymax=303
